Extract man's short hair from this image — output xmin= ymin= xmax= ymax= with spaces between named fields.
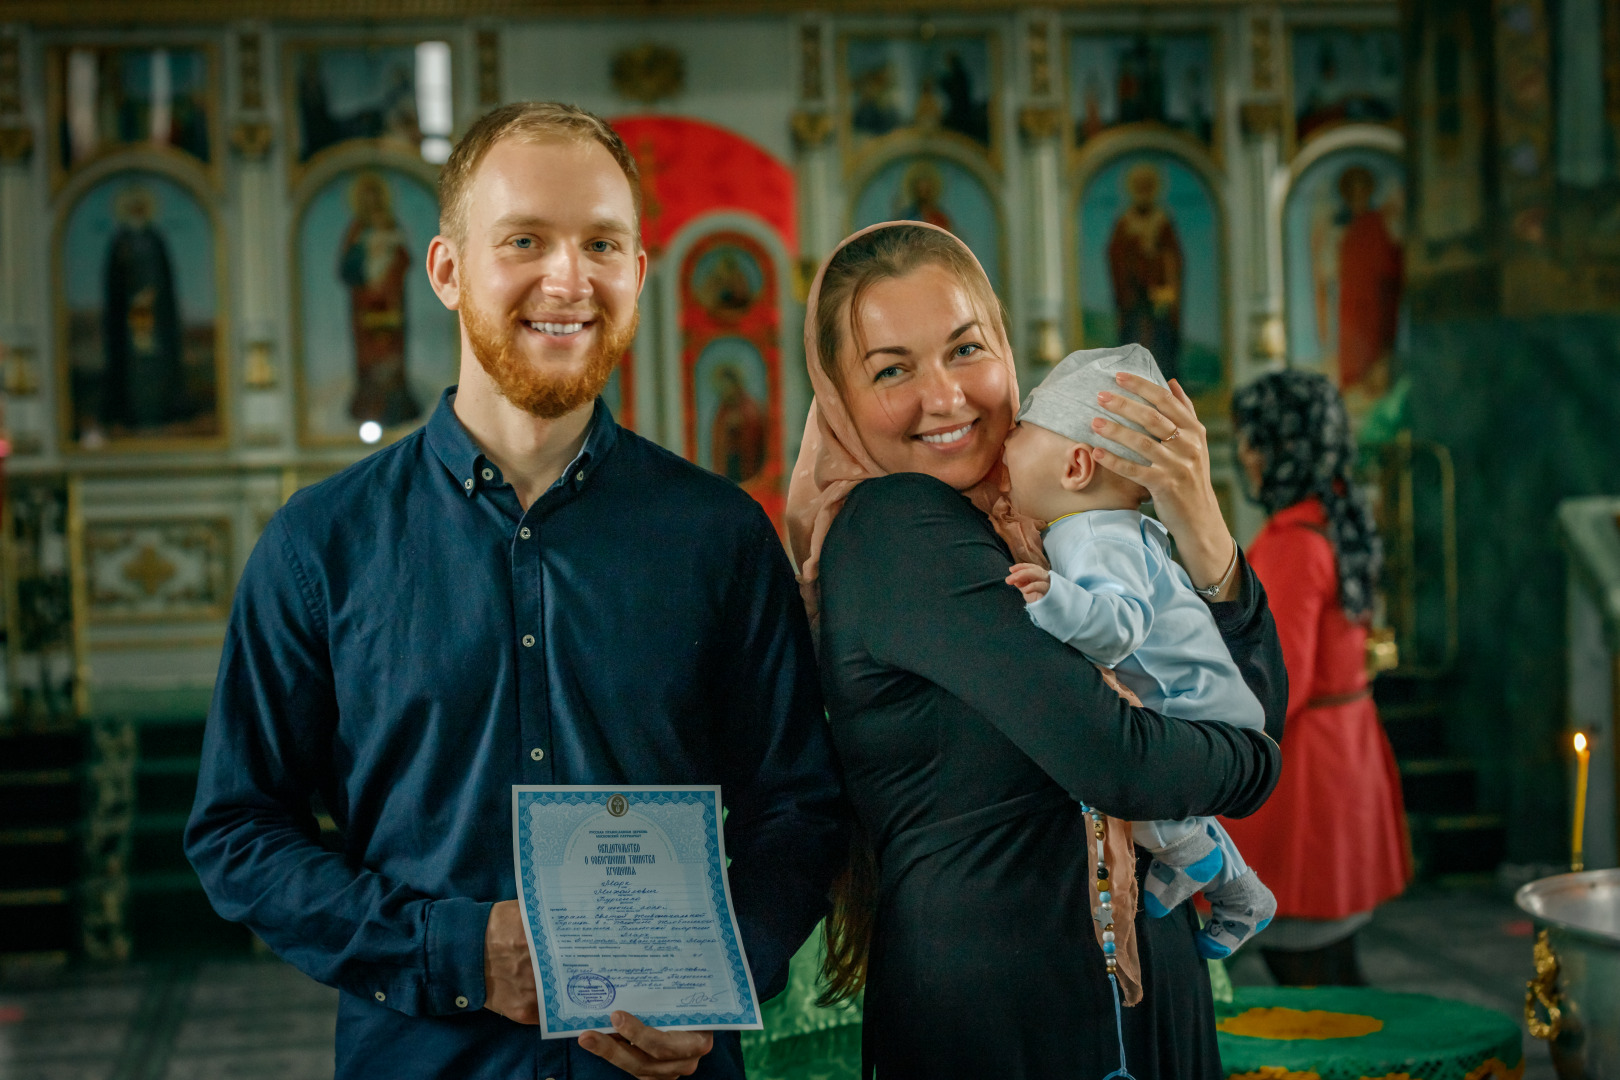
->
xmin=437 ymin=101 xmax=643 ymax=248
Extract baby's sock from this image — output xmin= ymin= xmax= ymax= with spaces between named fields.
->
xmin=1195 ymin=870 xmax=1277 ymax=959
xmin=1142 ymin=824 xmax=1223 ymax=918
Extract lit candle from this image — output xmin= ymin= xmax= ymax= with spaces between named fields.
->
xmin=1572 ymin=732 xmax=1591 ymax=873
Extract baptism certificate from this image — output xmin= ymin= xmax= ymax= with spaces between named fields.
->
xmin=511 ymin=785 xmax=763 ymax=1038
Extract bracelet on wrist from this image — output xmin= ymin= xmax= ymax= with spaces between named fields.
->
xmin=1192 ymin=540 xmax=1239 ymax=601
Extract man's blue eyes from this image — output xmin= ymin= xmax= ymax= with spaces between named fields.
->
xmin=509 ymin=239 xmax=614 ymax=251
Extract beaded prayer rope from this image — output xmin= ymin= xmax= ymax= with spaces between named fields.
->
xmin=1079 ymin=801 xmax=1137 ymax=1080
xmin=1080 ymin=801 xmax=1117 ymax=974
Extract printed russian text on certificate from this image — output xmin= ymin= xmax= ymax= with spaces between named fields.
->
xmin=511 ymin=786 xmax=764 ymax=1039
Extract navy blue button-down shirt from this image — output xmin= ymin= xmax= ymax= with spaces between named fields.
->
xmin=186 ymin=390 xmax=846 ymax=1079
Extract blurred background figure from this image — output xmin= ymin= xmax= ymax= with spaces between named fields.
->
xmin=1223 ymin=371 xmax=1411 ymax=986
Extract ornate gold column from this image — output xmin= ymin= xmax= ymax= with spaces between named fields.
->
xmin=791 ymin=20 xmax=837 ymax=300
xmin=231 ymin=26 xmax=284 ymax=445
xmin=0 ymin=28 xmax=42 ymax=456
xmin=1239 ymin=8 xmax=1287 ymax=369
xmin=1019 ymin=14 xmax=1065 ymax=369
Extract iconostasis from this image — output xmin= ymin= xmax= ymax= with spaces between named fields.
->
xmin=0 ymin=6 xmax=1413 ymax=705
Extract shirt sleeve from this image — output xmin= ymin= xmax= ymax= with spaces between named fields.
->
xmin=184 ymin=514 xmax=489 ymax=1017
xmin=1026 ymin=536 xmax=1154 ymax=667
xmin=715 ymin=506 xmax=850 ymax=1000
xmin=1247 ymin=525 xmax=1335 ymax=722
xmin=840 ymin=474 xmax=1282 ymax=823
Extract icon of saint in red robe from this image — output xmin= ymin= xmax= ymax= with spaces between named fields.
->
xmin=897 ymin=161 xmax=954 ymax=232
xmin=710 ymin=365 xmax=766 ymax=484
xmin=1107 ymin=163 xmax=1183 ymax=381
xmin=339 ymin=172 xmax=420 ymax=427
xmin=1334 ymin=166 xmax=1403 ymax=401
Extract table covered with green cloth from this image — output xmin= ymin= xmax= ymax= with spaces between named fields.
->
xmin=739 ymin=929 xmax=1239 ymax=1080
xmin=1215 ymin=987 xmax=1525 ymax=1080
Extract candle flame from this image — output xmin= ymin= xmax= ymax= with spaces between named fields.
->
xmin=1575 ymin=732 xmax=1588 ymax=753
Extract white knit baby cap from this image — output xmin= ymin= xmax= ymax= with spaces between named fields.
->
xmin=1015 ymin=343 xmax=1171 ymax=467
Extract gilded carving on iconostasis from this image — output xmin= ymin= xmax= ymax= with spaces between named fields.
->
xmin=851 ymin=155 xmax=1003 ymax=291
xmin=46 ymin=44 xmax=219 ymax=190
xmin=841 ymin=32 xmax=997 ymax=163
xmin=283 ymin=39 xmax=454 ymax=183
xmin=1284 ymin=147 xmax=1406 ymax=416
xmin=293 ymin=167 xmax=457 ymax=446
xmin=1289 ymin=28 xmax=1401 ymax=146
xmin=680 ymin=232 xmax=783 ymax=531
xmin=1067 ymin=32 xmax=1218 ymax=153
xmin=57 ymin=171 xmax=224 ymax=451
xmin=1075 ymin=151 xmax=1224 ymax=401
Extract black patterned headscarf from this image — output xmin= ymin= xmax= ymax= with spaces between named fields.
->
xmin=1232 ymin=371 xmax=1381 ymax=620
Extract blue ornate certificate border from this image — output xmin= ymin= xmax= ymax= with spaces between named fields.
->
xmin=511 ymin=785 xmax=762 ymax=1038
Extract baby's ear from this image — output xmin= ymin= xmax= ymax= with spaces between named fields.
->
xmin=1060 ymin=441 xmax=1096 ymax=492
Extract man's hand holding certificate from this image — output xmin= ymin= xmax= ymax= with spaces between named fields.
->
xmin=511 ymin=786 xmax=764 ymax=1043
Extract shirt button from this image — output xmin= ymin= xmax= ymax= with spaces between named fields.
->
xmin=482 ymin=467 xmax=494 ymax=481
xmin=575 ymin=470 xmax=585 ymax=483
xmin=462 ymin=478 xmax=474 ymax=491
xmin=530 ymin=748 xmax=545 ymax=762
xmin=522 ymin=634 xmax=535 ymax=647
xmin=374 ymin=991 xmax=386 ymax=1002
xmin=520 ymin=527 xmax=531 ymax=539
xmin=455 ymin=995 xmax=469 ymax=1008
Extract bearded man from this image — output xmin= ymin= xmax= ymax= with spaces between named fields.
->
xmin=186 ymin=103 xmax=846 ymax=1080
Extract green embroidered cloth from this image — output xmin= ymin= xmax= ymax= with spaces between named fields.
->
xmin=741 ymin=929 xmax=861 ymax=1080
xmin=1215 ymin=987 xmax=1525 ymax=1080
xmin=738 ymin=932 xmax=1234 ymax=1080
xmin=741 ymin=941 xmax=1519 ymax=1080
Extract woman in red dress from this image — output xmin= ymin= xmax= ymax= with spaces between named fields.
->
xmin=1221 ymin=371 xmax=1411 ymax=985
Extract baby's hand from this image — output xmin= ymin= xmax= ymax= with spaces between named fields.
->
xmin=1006 ymin=563 xmax=1050 ymax=604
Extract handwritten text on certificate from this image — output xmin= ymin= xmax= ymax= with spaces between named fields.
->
xmin=511 ymin=786 xmax=763 ymax=1039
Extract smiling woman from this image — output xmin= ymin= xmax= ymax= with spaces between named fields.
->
xmin=808 ymin=225 xmax=1015 ymax=494
xmin=786 ymin=220 xmax=1288 ymax=1080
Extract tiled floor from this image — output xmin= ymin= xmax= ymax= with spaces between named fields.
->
xmin=0 ymin=886 xmax=1561 ymax=1079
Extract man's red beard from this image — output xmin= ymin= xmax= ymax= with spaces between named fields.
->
xmin=461 ymin=284 xmax=637 ymax=420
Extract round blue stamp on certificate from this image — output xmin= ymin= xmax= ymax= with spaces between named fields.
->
xmin=567 ymin=972 xmax=616 ymax=1009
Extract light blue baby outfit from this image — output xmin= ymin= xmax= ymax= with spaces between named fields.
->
xmin=1027 ymin=508 xmax=1271 ymax=955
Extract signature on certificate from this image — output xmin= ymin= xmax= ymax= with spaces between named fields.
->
xmin=677 ymin=991 xmax=725 ymax=1007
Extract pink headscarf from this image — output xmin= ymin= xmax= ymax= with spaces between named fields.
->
xmin=783 ymin=221 xmax=1143 ymax=1006
xmin=785 ymin=221 xmax=1044 ymax=620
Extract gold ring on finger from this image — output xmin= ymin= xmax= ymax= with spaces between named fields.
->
xmin=1163 ymin=426 xmax=1181 ymax=442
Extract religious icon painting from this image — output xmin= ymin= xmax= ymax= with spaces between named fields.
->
xmin=1283 ymin=147 xmax=1405 ymax=415
xmin=293 ymin=166 xmax=458 ymax=446
xmin=283 ymin=40 xmax=454 ymax=184
xmin=1076 ymin=151 xmax=1225 ymax=400
xmin=601 ymin=358 xmax=635 ymax=431
xmin=680 ymin=232 xmax=783 ymax=532
xmin=46 ymin=44 xmax=219 ymax=190
xmin=851 ymin=155 xmax=1003 ymax=291
xmin=1290 ymin=29 xmax=1401 ymax=145
xmin=57 ymin=169 xmax=224 ymax=451
xmin=842 ymin=34 xmax=996 ymax=155
xmin=1067 ymin=32 xmax=1218 ymax=152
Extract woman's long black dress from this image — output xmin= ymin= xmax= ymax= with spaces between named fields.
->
xmin=818 ymin=474 xmax=1287 ymax=1080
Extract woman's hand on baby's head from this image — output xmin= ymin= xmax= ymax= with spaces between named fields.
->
xmin=1006 ymin=563 xmax=1051 ymax=604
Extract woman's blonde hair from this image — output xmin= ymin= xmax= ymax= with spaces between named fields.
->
xmin=813 ymin=223 xmax=1008 ymax=389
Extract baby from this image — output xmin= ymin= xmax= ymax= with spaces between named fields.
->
xmin=1001 ymin=344 xmax=1276 ymax=959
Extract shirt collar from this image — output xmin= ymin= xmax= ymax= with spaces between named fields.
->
xmin=426 ymin=387 xmax=620 ymax=498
